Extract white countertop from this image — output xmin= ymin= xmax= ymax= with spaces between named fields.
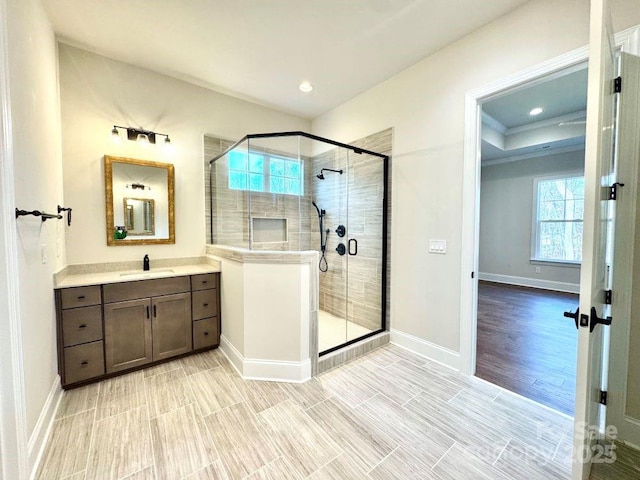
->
xmin=55 ymin=263 xmax=221 ymax=289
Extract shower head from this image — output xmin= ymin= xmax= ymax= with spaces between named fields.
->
xmin=316 ymin=168 xmax=343 ymax=180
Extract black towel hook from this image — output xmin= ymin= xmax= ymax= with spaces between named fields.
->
xmin=58 ymin=205 xmax=72 ymax=226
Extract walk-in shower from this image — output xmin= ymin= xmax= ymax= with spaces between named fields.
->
xmin=208 ymin=131 xmax=388 ymax=355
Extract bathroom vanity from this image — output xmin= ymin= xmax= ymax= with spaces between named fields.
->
xmin=54 ymin=265 xmax=220 ymax=388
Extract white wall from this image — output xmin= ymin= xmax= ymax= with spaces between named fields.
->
xmin=3 ymin=0 xmax=63 ymax=473
xmin=58 ymin=44 xmax=310 ymax=265
xmin=311 ymin=0 xmax=640 ymax=357
xmin=479 ymin=150 xmax=584 ymax=286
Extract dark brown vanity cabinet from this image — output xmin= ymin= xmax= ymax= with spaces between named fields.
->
xmin=56 ymin=272 xmax=220 ymax=388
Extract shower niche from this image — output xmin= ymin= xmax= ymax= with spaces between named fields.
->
xmin=208 ymin=131 xmax=389 ymax=357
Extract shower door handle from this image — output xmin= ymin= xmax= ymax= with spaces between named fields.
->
xmin=348 ymin=238 xmax=358 ymax=256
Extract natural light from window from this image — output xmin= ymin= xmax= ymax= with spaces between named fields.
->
xmin=533 ymin=175 xmax=584 ymax=263
xmin=228 ymin=151 xmax=303 ymax=196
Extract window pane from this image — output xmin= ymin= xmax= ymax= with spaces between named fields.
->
xmin=284 ymin=160 xmax=300 ymax=178
xmin=539 ymin=221 xmax=582 ymax=261
xmin=565 ymin=177 xmax=585 ymax=200
xmin=284 ymin=178 xmax=300 ymax=195
xmin=228 ymin=151 xmax=247 ymax=172
xmin=249 ymin=154 xmax=264 ymax=173
xmin=270 ymin=158 xmax=285 ymax=177
xmin=271 ymin=176 xmax=285 ymax=194
xmin=539 ymin=201 xmax=565 ymax=220
xmin=249 ymin=173 xmax=264 ymax=192
xmin=565 ymin=200 xmax=584 ymax=220
xmin=229 ymin=171 xmax=247 ymax=190
xmin=539 ymin=179 xmax=566 ymax=202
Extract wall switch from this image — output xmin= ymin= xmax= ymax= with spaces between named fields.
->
xmin=428 ymin=239 xmax=447 ymax=254
xmin=535 ymin=266 xmax=541 ymax=274
xmin=41 ymin=243 xmax=47 ymax=264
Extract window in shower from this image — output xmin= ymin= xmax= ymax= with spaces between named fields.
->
xmin=228 ymin=150 xmax=304 ymax=196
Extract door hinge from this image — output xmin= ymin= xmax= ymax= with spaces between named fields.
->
xmin=604 ymin=289 xmax=613 ymax=305
xmin=599 ymin=390 xmax=608 ymax=406
xmin=605 ymin=182 xmax=625 ymax=200
xmin=614 ymin=76 xmax=622 ymax=93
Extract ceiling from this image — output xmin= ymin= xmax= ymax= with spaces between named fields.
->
xmin=481 ymin=65 xmax=588 ymax=164
xmin=42 ymin=0 xmax=531 ymax=119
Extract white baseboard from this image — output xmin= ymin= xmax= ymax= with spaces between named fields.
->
xmin=219 ymin=335 xmax=311 ymax=383
xmin=390 ymin=329 xmax=462 ymax=371
xmin=478 ymin=272 xmax=579 ymax=294
xmin=29 ymin=375 xmax=62 ymax=479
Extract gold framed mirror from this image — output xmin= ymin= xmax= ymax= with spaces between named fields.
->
xmin=104 ymin=156 xmax=175 ymax=246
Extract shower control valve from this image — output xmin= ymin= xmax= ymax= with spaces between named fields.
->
xmin=335 ymin=225 xmax=346 ymax=237
xmin=336 ymin=243 xmax=346 ymax=256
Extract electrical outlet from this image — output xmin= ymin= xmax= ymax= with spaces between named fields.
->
xmin=535 ymin=266 xmax=541 ymax=274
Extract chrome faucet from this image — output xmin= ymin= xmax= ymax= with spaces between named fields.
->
xmin=143 ymin=254 xmax=150 ymax=271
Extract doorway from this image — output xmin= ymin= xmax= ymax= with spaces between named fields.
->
xmin=473 ymin=64 xmax=589 ymax=416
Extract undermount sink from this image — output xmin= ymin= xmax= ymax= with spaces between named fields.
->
xmin=119 ymin=269 xmax=175 ymax=279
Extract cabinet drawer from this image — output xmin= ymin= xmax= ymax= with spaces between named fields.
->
xmin=62 ymin=306 xmax=103 ymax=347
xmin=60 ymin=286 xmax=102 ymax=309
xmin=192 ymin=290 xmax=218 ymax=320
xmin=193 ymin=318 xmax=218 ymax=350
xmin=103 ymin=276 xmax=190 ymax=303
xmin=191 ymin=273 xmax=217 ymax=292
xmin=64 ymin=341 xmax=105 ymax=385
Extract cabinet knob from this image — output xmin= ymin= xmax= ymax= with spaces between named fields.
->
xmin=77 ymin=295 xmax=85 ymax=300
xmin=203 ymin=303 xmax=208 ymax=307
xmin=78 ymin=324 xmax=87 ymax=329
xmin=203 ymin=332 xmax=209 ymax=336
xmin=80 ymin=361 xmax=88 ymax=366
xmin=202 ymin=280 xmax=208 ymax=284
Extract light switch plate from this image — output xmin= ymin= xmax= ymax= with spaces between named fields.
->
xmin=429 ymin=239 xmax=447 ymax=254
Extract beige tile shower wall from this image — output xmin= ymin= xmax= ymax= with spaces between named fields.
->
xmin=315 ymin=128 xmax=392 ymax=333
xmin=204 ymin=136 xmax=315 ymax=251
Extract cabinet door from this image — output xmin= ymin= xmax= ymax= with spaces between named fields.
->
xmin=104 ymin=298 xmax=153 ymax=373
xmin=152 ymin=292 xmax=192 ymax=361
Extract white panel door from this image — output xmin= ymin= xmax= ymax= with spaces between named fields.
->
xmin=572 ymin=0 xmax=616 ymax=478
xmin=607 ymin=52 xmax=640 ymax=448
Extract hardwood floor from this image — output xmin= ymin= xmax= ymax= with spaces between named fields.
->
xmin=36 ymin=344 xmax=575 ymax=480
xmin=475 ymin=281 xmax=579 ymax=416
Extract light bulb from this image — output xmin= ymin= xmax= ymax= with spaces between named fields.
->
xmin=137 ymin=133 xmax=149 ymax=146
xmin=299 ymin=81 xmax=314 ymax=93
xmin=111 ymin=126 xmax=121 ymax=143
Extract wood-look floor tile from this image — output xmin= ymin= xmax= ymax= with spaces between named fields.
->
xmin=316 ymin=366 xmax=379 ymax=408
xmin=492 ymin=390 xmax=573 ymax=432
xmin=258 ymin=400 xmax=342 ymax=478
xmin=280 ymin=378 xmax=331 ymax=410
xmin=383 ymin=344 xmax=429 ymax=367
xmin=448 ymin=387 xmax=560 ymax=454
xmin=380 ymin=360 xmax=463 ymax=403
xmin=95 ymin=371 xmax=146 ymax=421
xmin=144 ymin=368 xmax=193 ymax=418
xmin=494 ymin=438 xmax=569 ymax=480
xmin=61 ymin=472 xmax=86 ymax=480
xmin=35 ymin=410 xmax=94 ymax=479
xmin=228 ymin=374 xmax=290 ymax=414
xmin=85 ymin=406 xmax=153 ymax=480
xmin=57 ymin=383 xmax=99 ymax=419
xmin=187 ymin=367 xmax=243 ymax=416
xmin=358 ymin=394 xmax=455 ymax=467
xmin=306 ymin=398 xmax=396 ymax=472
xmin=349 ymin=362 xmax=422 ymax=405
xmin=183 ymin=460 xmax=231 ymax=480
xmin=150 ymin=404 xmax=216 ymax=480
xmin=431 ymin=442 xmax=513 ymax=480
xmin=141 ymin=360 xmax=181 ymax=378
xmin=121 ymin=466 xmax=155 ymax=479
xmin=211 ymin=348 xmax=236 ymax=374
xmin=369 ymin=447 xmax=444 ymax=480
xmin=180 ymin=349 xmax=222 ymax=376
xmin=553 ymin=434 xmax=574 ymax=472
xmin=306 ymin=452 xmax=371 ymax=480
xmin=406 ymin=392 xmax=510 ymax=463
xmin=204 ymin=402 xmax=279 ymax=479
xmin=245 ymin=457 xmax=303 ymax=480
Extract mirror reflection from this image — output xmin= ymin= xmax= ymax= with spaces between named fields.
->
xmin=104 ymin=156 xmax=175 ymax=245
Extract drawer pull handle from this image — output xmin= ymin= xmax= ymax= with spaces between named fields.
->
xmin=80 ymin=361 xmax=88 ymax=366
xmin=202 ymin=280 xmax=208 ymax=284
xmin=203 ymin=303 xmax=208 ymax=307
xmin=77 ymin=295 xmax=85 ymax=300
xmin=78 ymin=324 xmax=87 ymax=329
xmin=203 ymin=332 xmax=209 ymax=336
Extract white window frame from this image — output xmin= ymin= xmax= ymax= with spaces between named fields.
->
xmin=530 ymin=171 xmax=584 ymax=266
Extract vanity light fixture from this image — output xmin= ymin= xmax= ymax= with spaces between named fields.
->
xmin=111 ymin=125 xmax=171 ymax=145
xmin=529 ymin=107 xmax=544 ymax=116
xmin=126 ymin=183 xmax=151 ymax=191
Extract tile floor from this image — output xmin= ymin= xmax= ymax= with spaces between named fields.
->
xmin=318 ymin=310 xmax=373 ymax=352
xmin=37 ymin=344 xmax=582 ymax=479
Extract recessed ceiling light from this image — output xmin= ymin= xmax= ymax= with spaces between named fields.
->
xmin=529 ymin=107 xmax=544 ymax=116
xmin=299 ymin=81 xmax=313 ymax=93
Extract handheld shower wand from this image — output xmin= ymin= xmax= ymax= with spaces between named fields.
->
xmin=312 ymin=201 xmax=329 ymax=272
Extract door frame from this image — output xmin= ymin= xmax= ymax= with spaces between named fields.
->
xmin=459 ymin=25 xmax=640 ymax=377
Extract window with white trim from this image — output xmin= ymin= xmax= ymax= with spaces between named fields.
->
xmin=227 ymin=150 xmax=304 ymax=196
xmin=532 ymin=174 xmax=584 ymax=263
